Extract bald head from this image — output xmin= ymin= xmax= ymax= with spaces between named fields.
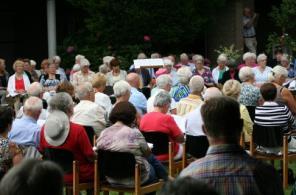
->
xmin=203 ymin=87 xmax=222 ymax=101
xmin=27 ymin=82 xmax=43 ymax=98
xmin=126 ymin=73 xmax=140 ymax=88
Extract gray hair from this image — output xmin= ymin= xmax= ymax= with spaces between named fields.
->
xmin=222 ymin=80 xmax=241 ymax=100
xmin=243 ymin=52 xmax=256 ymax=61
xmin=99 ymin=64 xmax=108 ymax=74
xmin=192 ymin=54 xmax=204 ymax=63
xmin=268 ymin=65 xmax=288 ymax=81
xmin=163 ymin=58 xmax=173 ymax=67
xmin=153 ymin=91 xmax=172 ymax=107
xmin=24 ymin=96 xmax=43 ymax=113
xmin=49 ymin=92 xmax=73 ymax=114
xmin=137 ymin=53 xmax=147 ymax=59
xmin=257 ymin=53 xmax=267 ymax=62
xmin=102 ymin=56 xmax=114 ymax=65
xmin=27 ymin=82 xmax=43 ymax=97
xmin=53 ymin=55 xmax=61 ymax=63
xmin=189 ymin=76 xmax=204 ymax=93
xmin=75 ymin=54 xmax=85 ymax=61
xmin=177 ymin=67 xmax=192 ymax=84
xmin=80 ymin=58 xmax=90 ymax=67
xmin=281 ymin=54 xmax=290 ymax=63
xmin=76 ymin=82 xmax=93 ymax=100
xmin=203 ymin=87 xmax=222 ymax=101
xmin=180 ymin=53 xmax=188 ymax=60
xmin=217 ymin=54 xmax=228 ymax=64
xmin=239 ymin=66 xmax=254 ymax=82
xmin=113 ymin=80 xmax=131 ymax=97
xmin=156 ymin=74 xmax=172 ymax=89
xmin=151 ymin=53 xmax=161 ymax=59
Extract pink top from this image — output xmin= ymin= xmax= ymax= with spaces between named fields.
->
xmin=238 ymin=63 xmax=258 ymax=70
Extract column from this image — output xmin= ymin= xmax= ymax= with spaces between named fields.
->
xmin=47 ymin=0 xmax=57 ymax=58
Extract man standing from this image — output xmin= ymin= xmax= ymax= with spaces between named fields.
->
xmin=180 ymin=96 xmax=283 ymax=195
xmin=243 ymin=7 xmax=258 ymax=54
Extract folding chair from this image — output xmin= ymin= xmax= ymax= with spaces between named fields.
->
xmin=43 ymin=148 xmax=94 ymax=195
xmin=250 ymin=124 xmax=296 ymax=189
xmin=185 ymin=135 xmax=209 ymax=159
xmin=142 ymin=132 xmax=186 ymax=177
xmin=94 ymin=150 xmax=164 ymax=195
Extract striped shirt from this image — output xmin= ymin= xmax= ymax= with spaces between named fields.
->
xmin=255 ymin=101 xmax=294 ymax=132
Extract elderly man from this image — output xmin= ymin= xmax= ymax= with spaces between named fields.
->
xmin=126 ymin=73 xmax=147 ymax=114
xmin=71 ymin=83 xmax=106 ymax=135
xmin=180 ymin=97 xmax=283 ymax=195
xmin=176 ymin=75 xmax=204 ymax=116
xmin=113 ymin=80 xmax=131 ymax=104
xmin=53 ymin=55 xmax=67 ymax=81
xmin=176 ymin=53 xmax=195 ymax=71
xmin=72 ymin=58 xmax=95 ymax=88
xmin=147 ymin=74 xmax=176 ymax=114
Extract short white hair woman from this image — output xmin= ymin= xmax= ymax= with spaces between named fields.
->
xmin=252 ymin=53 xmax=272 ymax=86
xmin=212 ymin=54 xmax=229 ymax=83
xmin=113 ymin=80 xmax=131 ymax=104
xmin=238 ymin=52 xmax=257 ymax=70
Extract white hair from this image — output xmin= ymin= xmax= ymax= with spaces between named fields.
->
xmin=257 ymin=53 xmax=267 ymax=62
xmin=189 ymin=76 xmax=204 ymax=93
xmin=102 ymin=56 xmax=114 ymax=65
xmin=72 ymin=64 xmax=81 ymax=71
xmin=49 ymin=92 xmax=73 ymax=114
xmin=156 ymin=74 xmax=172 ymax=89
xmin=24 ymin=96 xmax=43 ymax=113
xmin=177 ymin=67 xmax=193 ymax=84
xmin=268 ymin=65 xmax=288 ymax=82
xmin=137 ymin=53 xmax=147 ymax=59
xmin=75 ymin=54 xmax=85 ymax=61
xmin=113 ymin=80 xmax=131 ymax=97
xmin=27 ymin=82 xmax=43 ymax=97
xmin=53 ymin=55 xmax=61 ymax=63
xmin=217 ymin=54 xmax=228 ymax=64
xmin=151 ymin=53 xmax=161 ymax=59
xmin=99 ymin=64 xmax=108 ymax=74
xmin=76 ymin=82 xmax=93 ymax=100
xmin=192 ymin=54 xmax=204 ymax=63
xmin=239 ymin=66 xmax=254 ymax=82
xmin=281 ymin=54 xmax=290 ymax=62
xmin=243 ymin=52 xmax=256 ymax=61
xmin=153 ymin=91 xmax=171 ymax=107
xmin=30 ymin=60 xmax=36 ymax=66
xmin=222 ymin=80 xmax=241 ymax=100
xmin=163 ymin=58 xmax=173 ymax=67
xmin=203 ymin=87 xmax=222 ymax=101
xmin=180 ymin=53 xmax=188 ymax=60
xmin=80 ymin=58 xmax=90 ymax=67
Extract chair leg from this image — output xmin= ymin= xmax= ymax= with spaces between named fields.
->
xmin=168 ymin=142 xmax=174 ymax=177
xmin=283 ymin=136 xmax=289 ymax=189
xmin=135 ymin=164 xmax=141 ymax=195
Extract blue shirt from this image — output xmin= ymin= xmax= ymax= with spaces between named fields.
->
xmin=129 ymin=87 xmax=147 ymax=114
xmin=9 ymin=115 xmax=40 ymax=147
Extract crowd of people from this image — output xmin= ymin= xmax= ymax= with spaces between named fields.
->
xmin=0 ymin=48 xmax=295 ymax=194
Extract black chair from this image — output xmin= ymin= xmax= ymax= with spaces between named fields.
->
xmin=185 ymin=135 xmax=209 ymax=159
xmin=110 ymin=95 xmax=116 ymax=105
xmin=246 ymin=106 xmax=256 ymax=122
xmin=104 ymin=86 xmax=114 ymax=96
xmin=141 ymin=87 xmax=151 ymax=99
xmin=43 ymin=148 xmax=74 ymax=174
xmin=141 ymin=132 xmax=169 ymax=155
xmin=252 ymin=124 xmax=283 ymax=148
xmin=83 ymin=126 xmax=95 ymax=146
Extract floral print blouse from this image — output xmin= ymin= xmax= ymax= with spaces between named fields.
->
xmin=193 ymin=66 xmax=215 ymax=86
xmin=239 ymin=83 xmax=260 ymax=107
xmin=0 ymin=136 xmax=13 ymax=174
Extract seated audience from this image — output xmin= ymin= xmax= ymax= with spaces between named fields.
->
xmin=219 ymin=59 xmax=240 ymax=84
xmin=180 ymin=96 xmax=283 ymax=195
xmin=96 ymin=102 xmax=167 ymax=187
xmin=71 ymin=83 xmax=106 ymax=135
xmin=192 ymin=55 xmax=215 ymax=87
xmin=252 ymin=53 xmax=272 ymax=86
xmin=0 ymin=159 xmax=63 ymax=195
xmin=212 ymin=54 xmax=229 ymax=84
xmin=177 ymin=75 xmax=204 ymax=116
xmin=223 ymin=80 xmax=253 ymax=142
xmin=128 ymin=53 xmax=151 ymax=88
xmin=163 ymin=58 xmax=178 ymax=86
xmin=39 ymin=92 xmax=95 ymax=183
xmin=269 ymin=65 xmax=296 ymax=115
xmin=113 ymin=80 xmax=131 ymax=105
xmin=92 ymin=73 xmax=112 ymax=114
xmin=9 ymin=97 xmax=42 ymax=158
xmin=238 ymin=66 xmax=260 ymax=107
xmin=52 ymin=55 xmax=67 ymax=81
xmin=56 ymin=81 xmax=79 ymax=104
xmin=72 ymin=58 xmax=95 ymax=88
xmin=161 ymin=177 xmax=218 ymax=195
xmin=106 ymin=58 xmax=127 ymax=86
xmin=140 ymin=91 xmax=184 ymax=161
xmin=39 ymin=63 xmax=61 ymax=92
xmin=238 ymin=52 xmax=257 ymax=70
xmin=126 ymin=73 xmax=147 ymax=114
xmin=175 ymin=53 xmax=195 ymax=71
xmin=171 ymin=67 xmax=192 ymax=102
xmin=0 ymin=106 xmax=23 ymax=179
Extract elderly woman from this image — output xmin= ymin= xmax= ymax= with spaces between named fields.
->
xmin=113 ymin=80 xmax=131 ymax=105
xmin=252 ymin=53 xmax=272 ymax=86
xmin=223 ymin=80 xmax=253 ymax=142
xmin=56 ymin=81 xmax=79 ymax=104
xmin=39 ymin=63 xmax=61 ymax=92
xmin=106 ymin=58 xmax=127 ymax=86
xmin=7 ymin=60 xmax=31 ymax=98
xmin=140 ymin=91 xmax=184 ymax=161
xmin=192 ymin=55 xmax=215 ymax=87
xmin=92 ymin=73 xmax=112 ymax=113
xmin=0 ymin=106 xmax=23 ymax=180
xmin=96 ymin=102 xmax=168 ymax=187
xmin=38 ymin=92 xmax=95 ymax=184
xmin=212 ymin=54 xmax=229 ymax=84
xmin=163 ymin=58 xmax=178 ymax=86
xmin=219 ymin=59 xmax=240 ymax=84
xmin=269 ymin=65 xmax=296 ymax=115
xmin=176 ymin=75 xmax=204 ymax=116
xmin=72 ymin=58 xmax=95 ymax=88
xmin=238 ymin=52 xmax=257 ymax=70
xmin=238 ymin=67 xmax=260 ymax=107
xmin=171 ymin=67 xmax=192 ymax=102
xmin=281 ymin=54 xmax=295 ymax=79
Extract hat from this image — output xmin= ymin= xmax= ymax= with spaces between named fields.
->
xmin=44 ymin=111 xmax=70 ymax=146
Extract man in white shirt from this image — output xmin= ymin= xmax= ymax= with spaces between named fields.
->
xmin=71 ymin=83 xmax=106 ymax=135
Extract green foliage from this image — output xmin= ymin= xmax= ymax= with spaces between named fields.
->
xmin=214 ymin=44 xmax=242 ymax=62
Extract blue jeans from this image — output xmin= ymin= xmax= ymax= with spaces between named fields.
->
xmin=144 ymin=154 xmax=168 ymax=184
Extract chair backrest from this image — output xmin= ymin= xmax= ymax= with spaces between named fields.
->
xmin=83 ymin=126 xmax=95 ymax=146
xmin=141 ymin=132 xmax=169 ymax=155
xmin=109 ymin=95 xmax=116 ymax=105
xmin=103 ymin=86 xmax=114 ymax=96
xmin=98 ymin=150 xmax=136 ymax=179
xmin=253 ymin=124 xmax=283 ymax=147
xmin=141 ymin=87 xmax=151 ymax=99
xmin=246 ymin=106 xmax=255 ymax=122
xmin=43 ymin=148 xmax=74 ymax=174
xmin=185 ymin=135 xmax=209 ymax=158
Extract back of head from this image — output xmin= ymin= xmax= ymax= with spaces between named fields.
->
xmin=92 ymin=73 xmax=107 ymax=89
xmin=113 ymin=80 xmax=131 ymax=98
xmin=260 ymin=83 xmax=277 ymax=101
xmin=49 ymin=92 xmax=73 ymax=114
xmin=56 ymin=81 xmax=75 ymax=97
xmin=160 ymin=177 xmax=218 ymax=195
xmin=201 ymin=96 xmax=242 ymax=140
xmin=24 ymin=96 xmax=43 ymax=113
xmin=239 ymin=66 xmax=254 ymax=82
xmin=76 ymin=82 xmax=93 ymax=100
xmin=177 ymin=67 xmax=192 ymax=85
xmin=222 ymin=79 xmax=241 ymax=100
xmin=27 ymin=82 xmax=43 ymax=97
xmin=0 ymin=106 xmax=14 ymax=133
xmin=268 ymin=65 xmax=288 ymax=82
xmin=109 ymin=101 xmax=136 ymax=126
xmin=153 ymin=91 xmax=171 ymax=107
xmin=203 ymin=87 xmax=222 ymax=101
xmin=189 ymin=75 xmax=204 ymax=93
xmin=126 ymin=73 xmax=139 ymax=87
xmin=0 ymin=159 xmax=63 ymax=195
xmin=156 ymin=74 xmax=172 ymax=89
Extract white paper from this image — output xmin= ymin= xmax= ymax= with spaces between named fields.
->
xmin=133 ymin=58 xmax=164 ymax=69
xmin=171 ymin=115 xmax=186 ymax=133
